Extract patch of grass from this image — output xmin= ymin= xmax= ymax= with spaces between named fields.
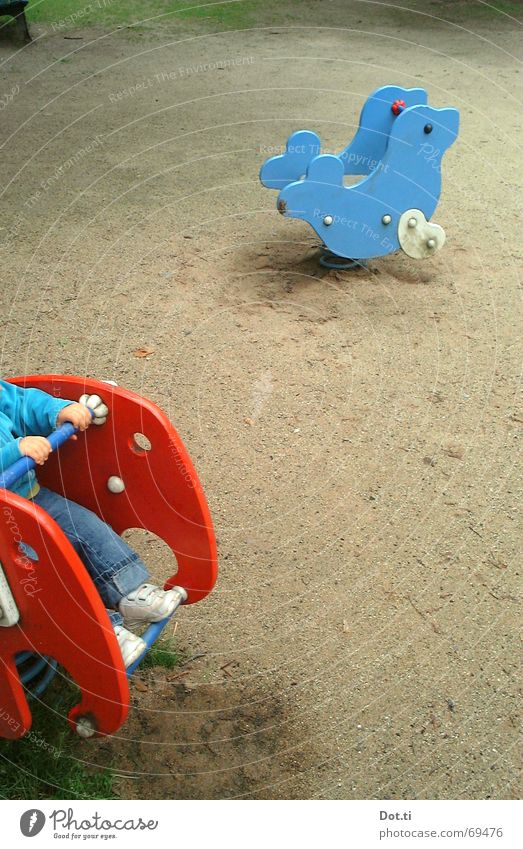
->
xmin=0 ymin=637 xmax=181 ymax=798
xmin=22 ymin=0 xmax=523 ymax=33
xmin=140 ymin=635 xmax=180 ymax=670
xmin=26 ymin=0 xmax=284 ymax=31
xmin=0 ymin=677 xmax=116 ymax=800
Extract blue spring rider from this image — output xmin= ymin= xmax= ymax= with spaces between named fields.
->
xmin=260 ymin=85 xmax=459 ymax=268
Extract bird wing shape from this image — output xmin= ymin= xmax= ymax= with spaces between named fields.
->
xmin=260 ymin=130 xmax=321 ymax=190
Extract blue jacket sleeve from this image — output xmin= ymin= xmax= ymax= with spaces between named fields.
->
xmin=0 ymin=436 xmax=23 ymax=473
xmin=0 ymin=380 xmax=74 ymax=438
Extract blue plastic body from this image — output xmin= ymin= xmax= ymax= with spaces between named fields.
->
xmin=260 ymin=85 xmax=459 ymax=261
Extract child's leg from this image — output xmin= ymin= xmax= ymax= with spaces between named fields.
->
xmin=31 ymin=487 xmax=183 ymax=646
xmin=32 ymin=487 xmax=149 ymax=609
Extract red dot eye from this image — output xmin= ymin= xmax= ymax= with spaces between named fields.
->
xmin=391 ymin=99 xmax=406 ymax=116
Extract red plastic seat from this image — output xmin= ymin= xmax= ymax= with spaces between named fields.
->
xmin=0 ymin=375 xmax=217 ymax=739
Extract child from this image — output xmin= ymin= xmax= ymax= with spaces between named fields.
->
xmin=0 ymin=379 xmax=182 ymax=668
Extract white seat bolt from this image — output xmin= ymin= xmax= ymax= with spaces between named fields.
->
xmin=382 ymin=214 xmax=392 ymax=225
xmin=76 ymin=716 xmax=96 ymax=738
xmin=408 ymin=217 xmax=417 ymax=228
xmin=323 ymin=215 xmax=333 ymax=226
xmin=107 ymin=476 xmax=125 ymax=494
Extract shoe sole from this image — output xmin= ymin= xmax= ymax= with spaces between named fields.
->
xmin=123 ymin=642 xmax=146 ymax=668
xmin=123 ymin=614 xmax=174 ymax=629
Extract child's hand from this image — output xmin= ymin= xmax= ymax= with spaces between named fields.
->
xmin=19 ymin=436 xmax=52 ymax=465
xmin=58 ymin=403 xmax=92 ymax=431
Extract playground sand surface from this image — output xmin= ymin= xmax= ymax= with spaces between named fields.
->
xmin=0 ymin=1 xmax=521 ymax=800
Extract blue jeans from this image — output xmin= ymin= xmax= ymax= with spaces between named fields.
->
xmin=31 ymin=487 xmax=149 ymax=626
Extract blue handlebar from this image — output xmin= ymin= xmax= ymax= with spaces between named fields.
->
xmin=0 ymin=410 xmax=94 ymax=491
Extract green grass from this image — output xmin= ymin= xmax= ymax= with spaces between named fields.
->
xmin=140 ymin=635 xmax=180 ymax=670
xmin=23 ymin=0 xmax=522 ymax=33
xmin=26 ymin=0 xmax=280 ymax=30
xmin=0 ymin=639 xmax=181 ymax=799
xmin=0 ymin=679 xmax=116 ymax=800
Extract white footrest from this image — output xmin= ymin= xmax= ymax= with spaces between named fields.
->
xmin=0 ymin=564 xmax=19 ymax=627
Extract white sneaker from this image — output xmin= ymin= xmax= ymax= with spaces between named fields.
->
xmin=118 ymin=583 xmax=187 ymax=628
xmin=114 ymin=624 xmax=146 ymax=668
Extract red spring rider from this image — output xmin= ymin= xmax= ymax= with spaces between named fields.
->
xmin=0 ymin=375 xmax=217 ymax=739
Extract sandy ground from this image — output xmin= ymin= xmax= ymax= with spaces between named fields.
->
xmin=0 ymin=2 xmax=521 ymax=800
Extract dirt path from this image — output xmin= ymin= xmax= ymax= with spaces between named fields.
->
xmin=0 ymin=1 xmax=521 ymax=799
